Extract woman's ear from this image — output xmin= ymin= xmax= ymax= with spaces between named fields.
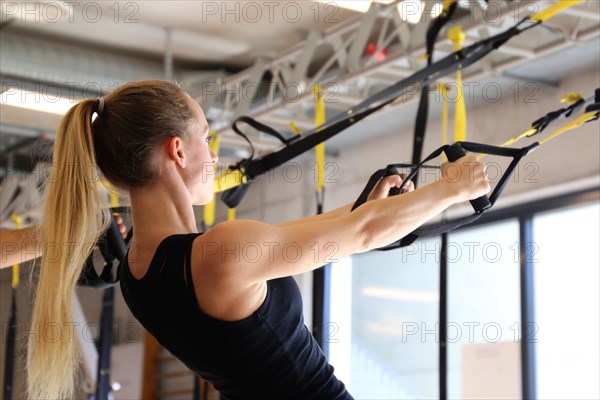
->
xmin=166 ymin=136 xmax=186 ymax=167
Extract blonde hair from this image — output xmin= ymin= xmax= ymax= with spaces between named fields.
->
xmin=27 ymin=80 xmax=195 ymax=399
xmin=27 ymin=99 xmax=111 ymax=399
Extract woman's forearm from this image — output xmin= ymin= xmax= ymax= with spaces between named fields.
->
xmin=0 ymin=227 xmax=41 ymax=269
xmin=275 ymin=203 xmax=353 ymax=228
xmin=346 ymin=181 xmax=459 ymax=252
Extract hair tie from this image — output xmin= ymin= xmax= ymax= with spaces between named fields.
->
xmin=97 ymin=98 xmax=105 ymax=115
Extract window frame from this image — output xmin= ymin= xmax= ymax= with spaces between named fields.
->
xmin=318 ymin=186 xmax=600 ymax=399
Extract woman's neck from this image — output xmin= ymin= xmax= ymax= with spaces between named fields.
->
xmin=128 ymin=179 xmax=198 ymax=242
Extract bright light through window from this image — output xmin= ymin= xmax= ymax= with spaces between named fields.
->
xmin=1 ymin=88 xmax=78 ymax=115
xmin=533 ymin=203 xmax=600 ymax=399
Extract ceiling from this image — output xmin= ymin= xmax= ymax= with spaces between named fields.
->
xmin=0 ymin=0 xmax=361 ymax=68
xmin=1 ymin=0 xmax=599 ymax=171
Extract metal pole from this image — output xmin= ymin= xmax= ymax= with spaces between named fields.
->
xmin=520 ymin=217 xmax=537 ymax=400
xmin=94 ymin=286 xmax=115 ymax=400
xmin=439 ymin=232 xmax=448 ymax=400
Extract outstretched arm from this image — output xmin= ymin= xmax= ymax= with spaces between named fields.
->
xmin=199 ymin=156 xmax=487 ymax=283
xmin=0 ymin=216 xmax=128 ymax=270
xmin=0 ymin=227 xmax=41 ymax=269
xmin=276 ymin=174 xmax=412 ymax=228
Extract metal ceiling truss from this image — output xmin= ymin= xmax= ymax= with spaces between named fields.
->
xmin=195 ymin=0 xmax=600 ymax=155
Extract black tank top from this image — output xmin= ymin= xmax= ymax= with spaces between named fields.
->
xmin=119 ymin=233 xmax=353 ymax=400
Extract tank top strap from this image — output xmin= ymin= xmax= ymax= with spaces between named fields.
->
xmin=181 ymin=232 xmax=203 ymax=298
xmin=123 ymin=233 xmax=202 ymax=284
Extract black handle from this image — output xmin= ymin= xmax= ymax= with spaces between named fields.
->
xmin=445 ymin=143 xmax=491 ymax=213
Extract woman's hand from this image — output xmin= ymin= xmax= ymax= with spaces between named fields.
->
xmin=115 ymin=214 xmax=128 ymax=239
xmin=367 ymin=173 xmax=415 ymax=202
xmin=439 ymin=155 xmax=490 ymax=202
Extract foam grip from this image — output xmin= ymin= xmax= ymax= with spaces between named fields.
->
xmin=445 ymin=143 xmax=492 ymax=212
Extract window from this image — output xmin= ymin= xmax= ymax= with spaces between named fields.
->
xmin=533 ymin=202 xmax=600 ymax=400
xmin=326 ymin=192 xmax=600 ymax=400
xmin=447 ymin=220 xmax=521 ymax=399
xmin=329 ymin=237 xmax=440 ymax=398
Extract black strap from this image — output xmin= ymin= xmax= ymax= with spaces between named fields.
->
xmin=230 ymin=116 xmax=303 ymax=166
xmin=351 ymin=141 xmax=540 ymax=250
xmin=220 ymin=17 xmax=539 ymax=208
xmin=233 ymin=116 xmax=299 ymax=146
xmin=585 ymin=88 xmax=600 ymax=113
xmin=2 ymin=289 xmax=17 ymax=400
xmin=78 ymin=211 xmax=131 ymax=289
xmin=412 ymin=2 xmax=458 ymax=186
xmin=531 ymin=97 xmax=588 ymax=134
xmin=220 ymin=179 xmax=252 ymax=209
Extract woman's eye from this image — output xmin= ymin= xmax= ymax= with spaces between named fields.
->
xmin=205 ymin=136 xmax=213 ymax=143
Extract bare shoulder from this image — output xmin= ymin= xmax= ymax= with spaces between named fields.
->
xmin=199 ymin=219 xmax=274 ymax=243
xmin=190 ymin=221 xmax=270 ymax=321
xmin=191 ymin=219 xmax=274 ymax=278
xmin=190 ymin=217 xmax=359 ymax=283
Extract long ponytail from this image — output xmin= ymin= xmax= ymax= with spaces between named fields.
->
xmin=26 ymin=79 xmax=196 ymax=399
xmin=27 ymin=99 xmax=110 ymax=399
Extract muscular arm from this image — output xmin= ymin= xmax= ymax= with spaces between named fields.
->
xmin=198 ymin=156 xmax=489 ymax=284
xmin=0 ymin=227 xmax=41 ymax=269
xmin=276 ymin=174 xmax=410 ymax=228
xmin=0 ymin=216 xmax=127 ymax=270
xmin=275 ymin=203 xmax=352 ymax=228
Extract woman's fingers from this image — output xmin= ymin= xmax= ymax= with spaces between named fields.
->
xmin=441 ymin=155 xmax=491 ymax=201
xmin=399 ymin=173 xmax=414 ymax=193
xmin=114 ymin=215 xmax=128 ymax=239
xmin=367 ymin=174 xmax=412 ymax=201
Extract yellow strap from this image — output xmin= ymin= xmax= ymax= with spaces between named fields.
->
xmin=210 ymin=0 xmax=578 ymax=195
xmin=312 ymin=85 xmax=326 ymax=193
xmin=10 ymin=213 xmax=22 ymax=289
xmin=481 ymin=110 xmax=597 ymax=159
xmin=498 ymin=128 xmax=538 ymax=148
xmin=443 ymin=0 xmax=457 ymax=11
xmin=204 ymin=131 xmax=220 ymax=227
xmin=110 ymin=193 xmax=119 ymax=209
xmin=289 ymin=122 xmax=302 ymax=136
xmin=495 ymin=92 xmax=585 ymax=149
xmin=449 ymin=25 xmax=467 ymax=142
xmin=561 ymin=92 xmax=583 ymax=106
xmin=214 ymin=169 xmax=247 ymax=193
xmin=539 ymin=112 xmax=598 ymax=145
xmin=227 ymin=208 xmax=236 ymax=221
xmin=97 ymin=179 xmax=121 ymax=212
xmin=532 ymin=0 xmax=583 ymax=23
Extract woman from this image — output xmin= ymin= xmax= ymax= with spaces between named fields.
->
xmin=28 ymin=80 xmax=489 ymax=399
